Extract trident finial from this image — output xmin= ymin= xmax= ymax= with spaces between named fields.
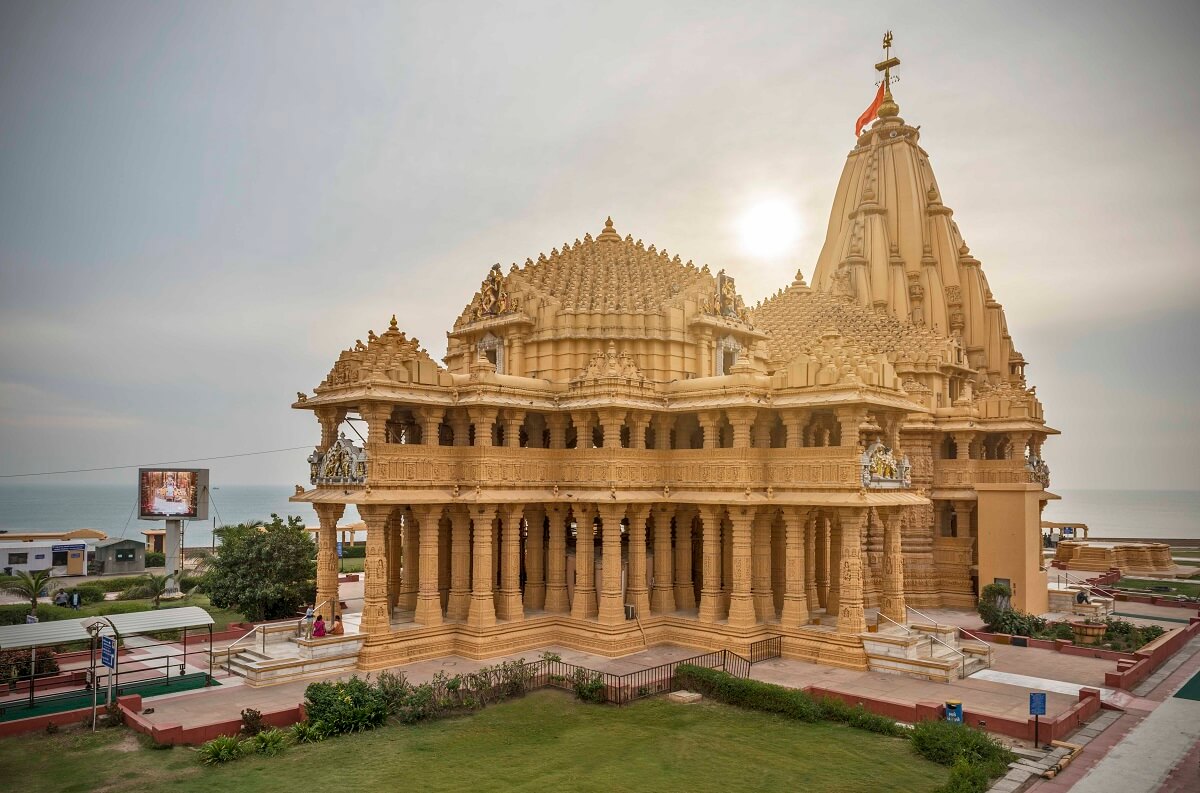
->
xmin=875 ymin=31 xmax=901 ymax=118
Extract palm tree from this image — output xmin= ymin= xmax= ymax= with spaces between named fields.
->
xmin=139 ymin=574 xmax=171 ymax=608
xmin=1 ymin=570 xmax=60 ymax=616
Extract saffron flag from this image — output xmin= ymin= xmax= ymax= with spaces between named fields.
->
xmin=855 ymin=83 xmax=885 ymax=137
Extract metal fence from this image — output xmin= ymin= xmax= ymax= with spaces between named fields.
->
xmin=748 ymin=636 xmax=783 ymax=664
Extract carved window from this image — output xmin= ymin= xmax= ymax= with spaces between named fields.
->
xmin=716 ymin=335 xmax=740 ymax=376
xmin=477 ymin=333 xmax=504 ymax=374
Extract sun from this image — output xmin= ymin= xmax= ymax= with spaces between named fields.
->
xmin=737 ymin=199 xmax=802 ymax=259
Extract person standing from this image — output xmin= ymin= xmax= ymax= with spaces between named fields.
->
xmin=303 ymin=604 xmax=315 ymax=639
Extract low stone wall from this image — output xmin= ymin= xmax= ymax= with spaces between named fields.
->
xmin=1103 ymin=619 xmax=1200 ymax=690
xmin=120 ymin=694 xmax=308 ymax=745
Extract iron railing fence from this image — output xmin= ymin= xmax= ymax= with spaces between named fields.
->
xmin=748 ymin=636 xmax=782 ymax=664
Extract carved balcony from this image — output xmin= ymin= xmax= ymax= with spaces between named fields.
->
xmin=932 ymin=458 xmax=1031 ymax=489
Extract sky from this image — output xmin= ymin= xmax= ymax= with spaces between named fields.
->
xmin=0 ymin=0 xmax=1197 ymax=492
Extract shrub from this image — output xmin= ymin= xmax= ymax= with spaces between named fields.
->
xmin=976 ymin=583 xmax=1011 ymax=629
xmin=673 ymin=664 xmax=822 ymax=722
xmin=104 ymin=700 xmax=124 ymax=727
xmin=178 ymin=575 xmax=202 ymax=594
xmin=910 ymin=718 xmax=1015 ymax=792
xmin=816 ymin=696 xmax=909 ymax=737
xmin=341 ymin=545 xmax=366 ymax=558
xmin=290 ymin=720 xmax=326 ymax=744
xmin=94 ymin=576 xmax=154 ymax=593
xmin=303 ymin=677 xmax=388 ymax=736
xmin=374 ymin=670 xmax=412 ymax=716
xmin=571 ymin=668 xmax=606 ymax=704
xmin=64 ymin=585 xmax=106 ymax=605
xmin=117 ymin=585 xmax=150 ymax=601
xmin=241 ymin=708 xmax=265 ymax=737
xmin=44 ymin=721 xmax=59 ymax=735
xmin=197 ymin=735 xmax=244 ymax=765
xmin=989 ymin=609 xmax=1046 ymax=637
xmin=246 ymin=728 xmax=289 ymax=756
xmin=145 ymin=551 xmax=166 ymax=567
xmin=0 ymin=647 xmax=59 ymax=684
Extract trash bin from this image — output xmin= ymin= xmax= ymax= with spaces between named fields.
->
xmin=945 ymin=700 xmax=963 ymax=723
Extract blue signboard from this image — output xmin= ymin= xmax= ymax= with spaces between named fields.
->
xmin=52 ymin=543 xmax=86 ymax=552
xmin=1029 ymin=692 xmax=1046 ymax=716
xmin=336 ymin=541 xmax=343 ymax=559
xmin=100 ymin=636 xmax=116 ymax=669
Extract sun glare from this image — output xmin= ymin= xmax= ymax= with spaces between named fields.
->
xmin=737 ymin=199 xmax=802 ymax=259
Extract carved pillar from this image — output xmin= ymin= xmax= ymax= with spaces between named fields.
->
xmin=727 ymin=506 xmax=757 ymax=628
xmin=417 ymin=407 xmax=445 ymax=446
xmin=827 ymin=519 xmax=842 ymax=612
xmin=496 ymin=504 xmax=524 ymax=620
xmin=626 ymin=505 xmax=651 ymax=619
xmin=697 ymin=506 xmax=723 ymax=622
xmin=836 ymin=508 xmax=867 ymax=635
xmin=543 ymin=504 xmax=570 ymax=613
xmin=753 ymin=412 xmax=774 ymax=449
xmin=399 ymin=509 xmax=419 ymax=610
xmin=596 ymin=503 xmax=627 ymax=624
xmin=314 ymin=503 xmax=344 ymax=621
xmin=726 ymin=408 xmax=756 ymax=449
xmin=571 ymin=503 xmax=598 ymax=619
xmin=598 ymin=408 xmax=626 ymax=449
xmin=627 ymin=412 xmax=651 ymax=450
xmin=468 ymin=406 xmax=498 ymax=447
xmin=572 ymin=411 xmax=596 ymax=451
xmin=387 ymin=511 xmax=403 ymax=611
xmin=751 ymin=508 xmax=775 ymax=620
xmin=358 ymin=504 xmax=393 ymax=636
xmin=465 ymin=504 xmax=498 ymax=628
xmin=546 ymin=413 xmax=568 ymax=450
xmin=674 ymin=506 xmax=696 ymax=609
xmin=509 ymin=335 xmax=524 ymax=377
xmin=524 ymin=504 xmax=546 ymax=610
xmin=412 ymin=504 xmax=443 ymax=626
xmin=804 ymin=512 xmax=819 ymax=612
xmin=722 ymin=515 xmax=733 ymax=615
xmin=502 ymin=410 xmax=525 ymax=448
xmin=446 ymin=507 xmax=471 ymax=619
xmin=652 ymin=414 xmax=675 ymax=451
xmin=698 ymin=411 xmax=722 ymax=450
xmin=780 ymin=507 xmax=810 ymax=626
xmin=836 ymin=406 xmax=867 ymax=450
xmin=815 ymin=513 xmax=829 ymax=610
xmin=953 ymin=432 xmax=974 ymax=461
xmin=953 ymin=501 xmax=975 ymax=539
xmin=450 ymin=410 xmax=471 ymax=447
xmin=880 ymin=509 xmax=907 ymax=625
xmin=651 ymin=504 xmax=677 ymax=613
xmin=315 ymin=406 xmax=347 ymax=452
xmin=782 ymin=409 xmax=809 ymax=449
xmin=360 ymin=402 xmax=394 ymax=447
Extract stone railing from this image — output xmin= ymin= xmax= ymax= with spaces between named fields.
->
xmin=932 ymin=459 xmax=1029 ymax=489
xmin=357 ymin=443 xmax=863 ymax=491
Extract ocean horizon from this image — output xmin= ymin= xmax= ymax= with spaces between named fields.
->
xmin=0 ymin=483 xmax=1196 ymax=547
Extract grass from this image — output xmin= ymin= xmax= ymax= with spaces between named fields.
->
xmin=338 ymin=557 xmax=364 ymax=573
xmin=1117 ymin=577 xmax=1200 ymax=598
xmin=0 ymin=690 xmax=948 ymax=793
xmin=2 ymin=593 xmax=245 ymax=632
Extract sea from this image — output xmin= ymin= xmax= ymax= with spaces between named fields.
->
xmin=0 ymin=484 xmax=1196 ymax=546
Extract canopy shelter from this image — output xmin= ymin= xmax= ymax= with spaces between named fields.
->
xmin=0 ymin=607 xmax=216 ymax=724
xmin=0 ymin=606 xmax=213 ymax=651
xmin=1041 ymin=521 xmax=1090 ymax=540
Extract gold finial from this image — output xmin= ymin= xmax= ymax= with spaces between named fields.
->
xmin=597 ymin=215 xmax=621 ymax=244
xmin=389 ymin=314 xmax=398 ymax=331
xmin=875 ymin=30 xmax=901 ymax=119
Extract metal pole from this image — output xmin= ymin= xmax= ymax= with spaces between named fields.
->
xmin=91 ymin=633 xmax=99 ymax=731
xmin=1034 ymin=714 xmax=1039 ymax=746
xmin=28 ymin=645 xmax=35 ymax=708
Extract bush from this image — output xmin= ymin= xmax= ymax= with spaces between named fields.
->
xmin=0 ymin=647 xmax=59 ymax=683
xmin=145 ymin=551 xmax=166 ymax=567
xmin=94 ymin=576 xmax=153 ymax=593
xmin=303 ymin=677 xmax=388 ymax=736
xmin=673 ymin=664 xmax=822 ymax=722
xmin=197 ymin=735 xmax=244 ymax=765
xmin=117 ymin=586 xmax=150 ymax=601
xmin=241 ymin=708 xmax=265 ymax=737
xmin=246 ymin=728 xmax=289 ymax=756
xmin=910 ymin=719 xmax=1015 ymax=793
xmin=988 ymin=609 xmax=1046 ymax=637
xmin=816 ymin=696 xmax=909 ymax=737
xmin=374 ymin=670 xmax=412 ymax=715
xmin=571 ymin=668 xmax=606 ymax=704
xmin=178 ymin=575 xmax=202 ymax=594
xmin=341 ymin=545 xmax=366 ymax=558
xmin=64 ymin=585 xmax=106 ymax=605
xmin=290 ymin=720 xmax=326 ymax=744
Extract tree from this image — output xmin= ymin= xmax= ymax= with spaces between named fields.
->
xmin=204 ymin=514 xmax=316 ymax=621
xmin=138 ymin=574 xmax=171 ymax=608
xmin=1 ymin=570 xmax=60 ymax=616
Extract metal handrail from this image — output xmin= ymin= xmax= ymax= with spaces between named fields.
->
xmin=1058 ymin=571 xmax=1117 ymax=599
xmin=925 ymin=632 xmax=968 ymax=678
xmin=876 ymin=611 xmax=912 ymax=635
xmin=905 ymin=605 xmax=992 ymax=669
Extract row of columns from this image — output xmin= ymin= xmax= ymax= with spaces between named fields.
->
xmin=314 ymin=502 xmax=909 ymax=638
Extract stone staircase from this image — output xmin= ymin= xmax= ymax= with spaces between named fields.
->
xmin=862 ymin=621 xmax=992 ymax=682
xmin=216 ymin=621 xmax=364 ymax=686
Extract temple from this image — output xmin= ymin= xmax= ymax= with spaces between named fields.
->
xmin=291 ymin=41 xmax=1057 ymax=678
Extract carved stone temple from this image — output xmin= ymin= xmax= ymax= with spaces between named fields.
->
xmin=292 ymin=53 xmax=1055 ymax=678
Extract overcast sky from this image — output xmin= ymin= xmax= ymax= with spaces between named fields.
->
xmin=1 ymin=1 xmax=1197 ymax=491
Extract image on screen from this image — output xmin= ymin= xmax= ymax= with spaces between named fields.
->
xmin=139 ymin=470 xmax=199 ymax=518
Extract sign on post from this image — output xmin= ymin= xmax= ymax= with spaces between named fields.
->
xmin=1030 ymin=691 xmax=1047 ymax=745
xmin=100 ymin=636 xmax=116 ymax=669
xmin=336 ymin=541 xmax=343 ymax=558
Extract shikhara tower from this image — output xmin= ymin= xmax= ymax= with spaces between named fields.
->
xmin=288 ymin=38 xmax=1055 ymax=681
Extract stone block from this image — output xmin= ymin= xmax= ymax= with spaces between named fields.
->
xmin=668 ymin=690 xmax=702 ymax=704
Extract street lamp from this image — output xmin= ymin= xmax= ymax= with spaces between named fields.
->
xmin=83 ymin=616 xmax=120 ymax=731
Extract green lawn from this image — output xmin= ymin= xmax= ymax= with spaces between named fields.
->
xmin=338 ymin=556 xmax=364 ymax=573
xmin=2 ymin=593 xmax=245 ymax=632
xmin=0 ymin=690 xmax=948 ymax=793
xmin=1117 ymin=577 xmax=1200 ymax=598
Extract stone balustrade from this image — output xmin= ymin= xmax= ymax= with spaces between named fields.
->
xmin=932 ymin=458 xmax=1030 ymax=489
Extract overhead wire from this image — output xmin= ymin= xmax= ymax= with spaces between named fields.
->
xmin=0 ymin=446 xmax=312 ymax=478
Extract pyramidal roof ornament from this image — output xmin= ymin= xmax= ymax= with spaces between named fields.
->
xmin=597 ymin=216 xmax=621 ymax=244
xmin=875 ymin=30 xmax=901 ymax=120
